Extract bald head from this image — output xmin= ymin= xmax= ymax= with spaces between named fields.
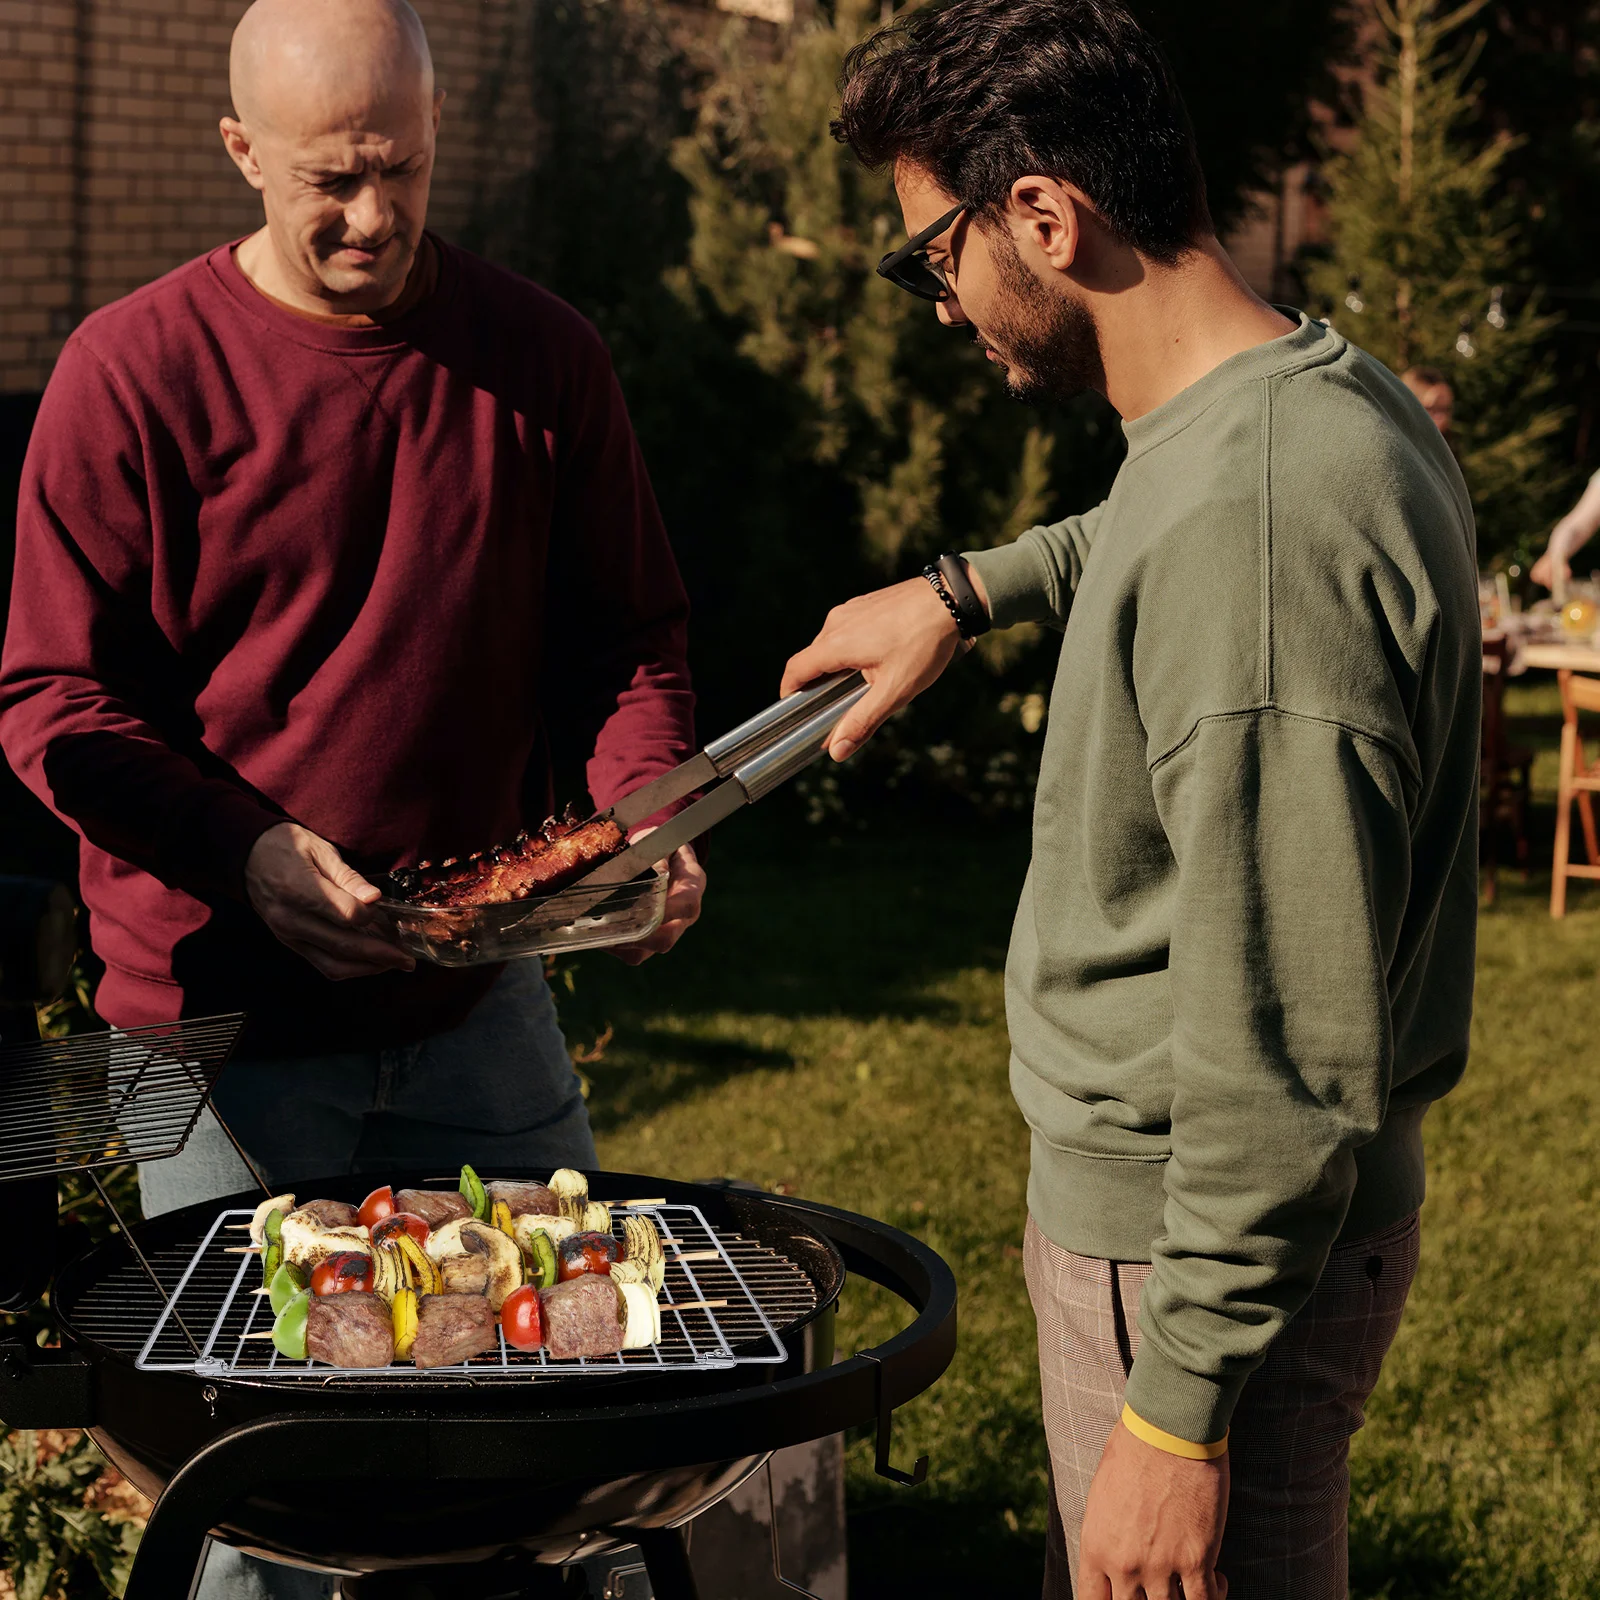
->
xmin=220 ymin=0 xmax=442 ymax=313
xmin=231 ymin=0 xmax=432 ymax=133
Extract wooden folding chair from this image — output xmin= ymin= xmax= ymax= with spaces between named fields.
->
xmin=1551 ymin=669 xmax=1600 ymax=916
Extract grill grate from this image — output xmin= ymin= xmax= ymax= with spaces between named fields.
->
xmin=94 ymin=1205 xmax=817 ymax=1384
xmin=0 ymin=1015 xmax=246 ymax=1184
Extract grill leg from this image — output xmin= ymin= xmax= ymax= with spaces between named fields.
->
xmin=635 ymin=1530 xmax=699 ymax=1600
xmin=124 ymin=1484 xmax=219 ymax=1600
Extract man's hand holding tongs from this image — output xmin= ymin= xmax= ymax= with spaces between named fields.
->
xmin=780 ymin=562 xmax=991 ymax=762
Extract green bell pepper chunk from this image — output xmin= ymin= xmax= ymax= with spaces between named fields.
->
xmin=526 ymin=1227 xmax=558 ymax=1291
xmin=258 ymin=1207 xmax=287 ymax=1288
xmin=268 ymin=1261 xmax=308 ymax=1317
xmin=272 ymin=1289 xmax=309 ymax=1361
xmin=459 ymin=1163 xmax=488 ymax=1221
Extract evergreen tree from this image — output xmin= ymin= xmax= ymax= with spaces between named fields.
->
xmin=1305 ymin=0 xmax=1570 ymax=566
xmin=1471 ymin=2 xmax=1600 ymax=478
xmin=670 ymin=0 xmax=1097 ymax=813
xmin=673 ymin=0 xmax=1061 ymax=578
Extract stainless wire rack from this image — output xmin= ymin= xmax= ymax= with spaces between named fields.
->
xmin=130 ymin=1204 xmax=817 ymax=1383
xmin=0 ymin=1014 xmax=247 ymax=1185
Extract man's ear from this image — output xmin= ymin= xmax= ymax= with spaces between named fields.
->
xmin=220 ymin=117 xmax=266 ymax=192
xmin=433 ymin=88 xmax=446 ymax=133
xmin=1008 ymin=176 xmax=1086 ymax=273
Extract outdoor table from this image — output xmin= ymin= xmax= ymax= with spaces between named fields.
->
xmin=1518 ymin=641 xmax=1600 ymax=674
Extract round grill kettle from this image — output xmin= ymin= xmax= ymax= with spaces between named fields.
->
xmin=0 ymin=1015 xmax=957 ymax=1598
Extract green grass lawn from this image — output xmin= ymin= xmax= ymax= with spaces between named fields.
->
xmin=565 ymin=775 xmax=1600 ymax=1597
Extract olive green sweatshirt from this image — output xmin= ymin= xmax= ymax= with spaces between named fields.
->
xmin=965 ymin=314 xmax=1479 ymax=1446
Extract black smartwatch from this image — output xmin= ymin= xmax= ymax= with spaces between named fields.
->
xmin=922 ymin=552 xmax=991 ymax=640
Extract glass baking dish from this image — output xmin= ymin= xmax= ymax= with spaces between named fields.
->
xmin=372 ymin=867 xmax=667 ymax=967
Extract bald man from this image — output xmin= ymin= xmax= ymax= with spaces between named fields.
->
xmin=3 ymin=18 xmax=699 ymax=1576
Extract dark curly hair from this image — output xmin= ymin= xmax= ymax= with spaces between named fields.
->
xmin=833 ymin=0 xmax=1212 ymax=266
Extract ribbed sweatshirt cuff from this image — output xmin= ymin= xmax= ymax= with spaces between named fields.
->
xmin=962 ymin=539 xmax=1056 ymax=629
xmin=1122 ymin=1342 xmax=1246 ymax=1449
xmin=160 ymin=785 xmax=285 ymax=904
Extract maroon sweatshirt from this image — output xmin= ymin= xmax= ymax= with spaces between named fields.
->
xmin=0 ymin=238 xmax=694 ymax=1054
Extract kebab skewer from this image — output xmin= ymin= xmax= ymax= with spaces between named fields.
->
xmin=248 ymin=1164 xmax=679 ymax=1367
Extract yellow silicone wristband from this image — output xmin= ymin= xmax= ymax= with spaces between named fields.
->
xmin=1121 ymin=1404 xmax=1228 ymax=1461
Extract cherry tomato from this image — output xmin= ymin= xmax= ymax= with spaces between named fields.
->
xmin=501 ymin=1284 xmax=544 ymax=1351
xmin=357 ymin=1186 xmax=397 ymax=1232
xmin=370 ymin=1211 xmax=430 ymax=1249
xmin=557 ymin=1231 xmax=621 ymax=1282
xmin=310 ymin=1251 xmax=373 ymax=1296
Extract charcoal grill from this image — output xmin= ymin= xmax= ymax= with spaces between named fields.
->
xmin=0 ymin=1019 xmax=958 ymax=1600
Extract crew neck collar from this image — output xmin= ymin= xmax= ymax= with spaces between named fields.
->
xmin=208 ymin=231 xmax=456 ymax=353
xmin=1121 ymin=312 xmax=1338 ymax=459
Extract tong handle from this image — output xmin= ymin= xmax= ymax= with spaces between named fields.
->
xmin=704 ymin=671 xmax=866 ymax=775
xmin=735 ymin=683 xmax=871 ymax=803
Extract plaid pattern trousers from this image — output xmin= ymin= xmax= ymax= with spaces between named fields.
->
xmin=1025 ymin=1210 xmax=1420 ymax=1599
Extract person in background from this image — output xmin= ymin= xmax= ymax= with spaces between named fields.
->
xmin=1401 ymin=364 xmax=1455 ymax=439
xmin=782 ymin=2 xmax=1480 ymax=1595
xmin=1532 ymin=471 xmax=1600 ymax=590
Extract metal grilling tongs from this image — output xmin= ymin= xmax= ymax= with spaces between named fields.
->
xmin=571 ymin=670 xmax=869 ymax=895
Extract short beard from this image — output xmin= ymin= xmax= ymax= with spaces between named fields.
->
xmin=976 ymin=229 xmax=1105 ymax=407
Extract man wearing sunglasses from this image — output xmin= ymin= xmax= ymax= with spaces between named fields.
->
xmin=784 ymin=2 xmax=1479 ymax=1596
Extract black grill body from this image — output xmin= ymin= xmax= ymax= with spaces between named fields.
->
xmin=9 ymin=1169 xmax=957 ymax=1594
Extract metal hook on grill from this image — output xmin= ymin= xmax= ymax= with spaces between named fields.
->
xmin=858 ymin=1350 xmax=928 ymax=1487
xmin=765 ymin=1456 xmax=824 ymax=1599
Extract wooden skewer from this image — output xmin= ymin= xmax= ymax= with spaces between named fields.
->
xmin=616 ymin=1197 xmax=667 ymax=1208
xmin=241 ymin=1330 xmax=279 ymax=1340
xmin=226 ymin=1223 xmax=255 ymax=1231
xmin=225 ymin=1245 xmax=262 ymax=1254
xmin=668 ymin=1299 xmax=728 ymax=1313
xmin=672 ymin=1249 xmax=721 ymax=1264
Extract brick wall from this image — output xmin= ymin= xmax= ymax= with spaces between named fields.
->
xmin=1224 ymin=164 xmax=1329 ymax=305
xmin=0 ymin=0 xmax=81 ymax=393
xmin=0 ymin=0 xmax=552 ymax=394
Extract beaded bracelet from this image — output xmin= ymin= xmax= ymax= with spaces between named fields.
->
xmin=923 ymin=564 xmax=969 ymax=636
xmin=923 ymin=557 xmax=991 ymax=640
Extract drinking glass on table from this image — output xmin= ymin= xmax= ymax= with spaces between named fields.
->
xmin=1560 ymin=580 xmax=1599 ymax=639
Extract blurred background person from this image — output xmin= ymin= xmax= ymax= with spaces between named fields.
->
xmin=1531 ymin=471 xmax=1600 ymax=590
xmin=1401 ymin=364 xmax=1455 ymax=439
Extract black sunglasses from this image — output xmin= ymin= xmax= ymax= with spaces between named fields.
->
xmin=876 ymin=203 xmax=967 ymax=301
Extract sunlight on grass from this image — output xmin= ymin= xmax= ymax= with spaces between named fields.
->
xmin=571 ymin=807 xmax=1600 ymax=1597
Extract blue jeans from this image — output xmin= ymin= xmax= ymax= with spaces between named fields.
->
xmin=137 ymin=960 xmax=596 ymax=1598
xmin=138 ymin=961 xmax=596 ymax=1216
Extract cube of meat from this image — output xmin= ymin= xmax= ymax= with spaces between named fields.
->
xmin=539 ymin=1274 xmax=625 ymax=1360
xmin=394 ymin=1189 xmax=472 ymax=1229
xmin=486 ymin=1180 xmax=559 ymax=1219
xmin=294 ymin=1200 xmax=361 ymax=1229
xmin=307 ymin=1292 xmax=393 ymax=1369
xmin=413 ymin=1292 xmax=498 ymax=1369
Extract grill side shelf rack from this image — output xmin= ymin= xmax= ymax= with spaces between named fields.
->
xmin=136 ymin=1204 xmax=811 ymax=1382
xmin=0 ymin=1013 xmax=251 ymax=1351
xmin=0 ymin=1014 xmax=247 ymax=1184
